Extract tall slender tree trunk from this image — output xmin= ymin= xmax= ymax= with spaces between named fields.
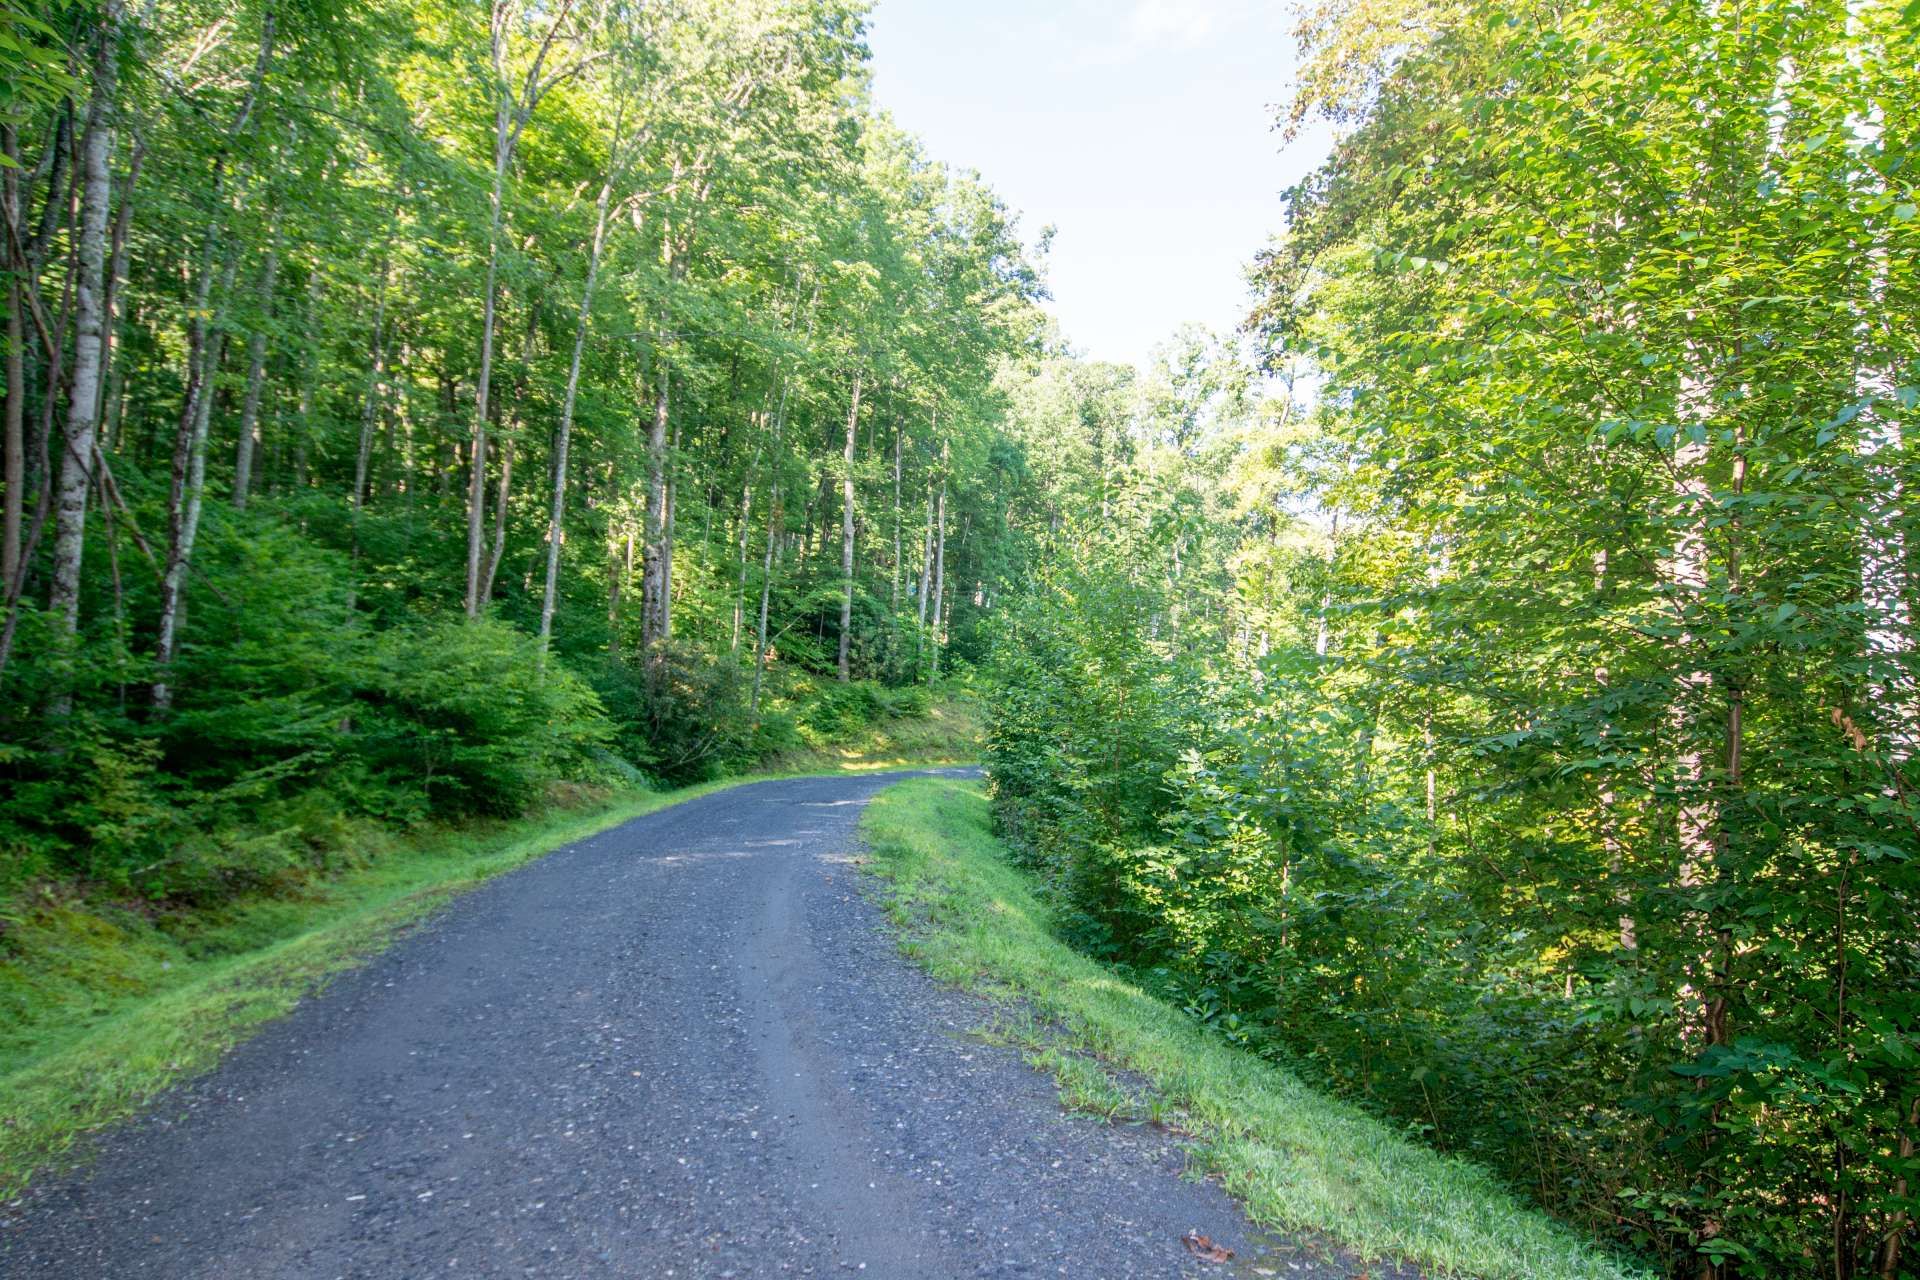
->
xmin=747 ymin=371 xmax=794 ymax=713
xmin=350 ymin=256 xmax=391 ymax=528
xmin=539 ymin=147 xmax=621 ymax=653
xmin=749 ymin=479 xmax=782 ymax=715
xmin=4 ymin=272 xmax=22 ymax=591
xmin=152 ymin=9 xmax=273 ymax=709
xmin=153 ymin=245 xmax=238 ymax=709
xmin=889 ymin=421 xmax=902 ymax=674
xmin=918 ymin=478 xmax=933 ymax=627
xmin=47 ymin=1 xmax=124 ymax=646
xmin=481 ymin=434 xmax=514 ymax=603
xmin=3 ymin=124 xmax=20 ymax=590
xmin=731 ymin=465 xmax=753 ymax=654
xmin=837 ymin=369 xmax=860 ymax=681
xmin=1593 ymin=549 xmax=1636 ymax=950
xmin=1881 ymin=1097 xmax=1918 ymax=1279
xmin=98 ymin=129 xmax=143 ymax=452
xmin=465 ymin=102 xmax=511 ymax=618
xmin=1667 ymin=418 xmax=1726 ymax=1047
xmin=232 ymin=225 xmax=279 ymax=508
xmin=470 ymin=0 xmax=582 ymax=613
xmin=928 ymin=439 xmax=947 ymax=683
xmin=641 ymin=351 xmax=671 ymax=655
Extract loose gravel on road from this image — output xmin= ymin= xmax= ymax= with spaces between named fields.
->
xmin=1 ymin=769 xmax=1338 ymax=1279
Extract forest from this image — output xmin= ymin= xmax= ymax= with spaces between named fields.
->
xmin=0 ymin=0 xmax=1047 ymax=901
xmin=985 ymin=0 xmax=1919 ymax=1276
xmin=2 ymin=0 xmax=1916 ymax=1277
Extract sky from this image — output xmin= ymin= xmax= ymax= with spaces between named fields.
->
xmin=865 ymin=0 xmax=1338 ymax=370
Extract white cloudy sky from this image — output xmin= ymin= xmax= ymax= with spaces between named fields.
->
xmin=866 ymin=0 xmax=1338 ymax=368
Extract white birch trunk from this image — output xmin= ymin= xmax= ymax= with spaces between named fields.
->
xmin=837 ymin=370 xmax=860 ymax=681
xmin=48 ymin=2 xmax=123 ymax=641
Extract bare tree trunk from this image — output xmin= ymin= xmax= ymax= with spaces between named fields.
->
xmin=1667 ymin=423 xmax=1723 ymax=1052
xmin=462 ymin=0 xmax=592 ymax=615
xmin=21 ymin=108 xmax=70 ymax=279
xmin=731 ymin=468 xmax=752 ymax=653
xmin=918 ymin=478 xmax=932 ymax=627
xmin=47 ymin=2 xmax=124 ymax=649
xmin=4 ymin=269 xmax=21 ymax=590
xmin=750 ymin=481 xmax=781 ymax=716
xmin=464 ymin=101 xmax=508 ymax=617
xmin=232 ymin=226 xmax=279 ymax=508
xmin=929 ymin=439 xmax=947 ymax=683
xmin=837 ymin=369 xmax=860 ymax=681
xmin=747 ymin=370 xmax=795 ymax=713
xmin=151 ymin=9 xmax=274 ymax=708
xmin=98 ymin=129 xmax=143 ymax=451
xmin=350 ymin=256 xmax=391 ymax=525
xmin=539 ymin=146 xmax=621 ymax=653
xmin=153 ymin=245 xmax=238 ymax=709
xmin=890 ymin=420 xmax=902 ymax=674
xmin=480 ymin=433 xmax=513 ymax=603
xmin=641 ymin=353 xmax=671 ymax=654
xmin=2 ymin=125 xmax=20 ymax=592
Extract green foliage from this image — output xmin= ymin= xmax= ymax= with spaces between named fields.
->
xmin=592 ymin=642 xmax=761 ymax=784
xmin=797 ymin=677 xmax=931 ymax=738
xmin=2 ymin=0 xmax=1040 ymax=914
xmin=984 ymin=0 xmax=1920 ymax=1274
xmin=352 ymin=617 xmax=611 ymax=815
xmin=863 ymin=777 xmax=1645 ymax=1280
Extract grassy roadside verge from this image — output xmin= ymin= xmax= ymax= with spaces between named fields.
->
xmin=859 ymin=777 xmax=1650 ymax=1280
xmin=0 ymin=752 xmax=969 ymax=1200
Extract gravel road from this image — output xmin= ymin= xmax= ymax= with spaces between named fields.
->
xmin=0 ymin=768 xmax=1325 ymax=1279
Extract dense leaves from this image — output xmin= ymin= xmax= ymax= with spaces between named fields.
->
xmin=986 ymin=1 xmax=1919 ymax=1275
xmin=0 ymin=0 xmax=1046 ymax=898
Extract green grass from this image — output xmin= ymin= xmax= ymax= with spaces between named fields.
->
xmin=859 ymin=778 xmax=1652 ymax=1280
xmin=755 ymin=697 xmax=983 ymax=774
xmin=0 ymin=749 xmax=974 ymax=1201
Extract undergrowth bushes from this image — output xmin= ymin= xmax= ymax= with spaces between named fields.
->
xmin=985 ymin=517 xmax=1920 ymax=1279
xmin=0 ymin=601 xmax=614 ymax=901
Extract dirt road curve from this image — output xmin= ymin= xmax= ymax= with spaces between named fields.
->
xmin=0 ymin=768 xmax=1275 ymax=1279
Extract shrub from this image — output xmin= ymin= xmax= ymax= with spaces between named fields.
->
xmin=592 ymin=642 xmax=759 ymax=785
xmin=351 ymin=617 xmax=612 ymax=816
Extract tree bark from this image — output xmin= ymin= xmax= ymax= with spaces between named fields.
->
xmin=641 ymin=352 xmax=671 ymax=654
xmin=47 ymin=2 xmax=123 ymax=646
xmin=539 ymin=138 xmax=621 ymax=653
xmin=153 ymin=244 xmax=238 ymax=709
xmin=350 ymin=256 xmax=391 ymax=527
xmin=98 ymin=129 xmax=143 ymax=451
xmin=232 ymin=226 xmax=279 ymax=508
xmin=928 ymin=438 xmax=947 ymax=682
xmin=890 ymin=419 xmax=902 ymax=673
xmin=4 ymin=268 xmax=22 ymax=591
xmin=151 ymin=8 xmax=274 ymax=708
xmin=480 ymin=432 xmax=514 ymax=603
xmin=731 ymin=465 xmax=752 ymax=653
xmin=3 ymin=125 xmax=20 ymax=593
xmin=750 ymin=481 xmax=781 ymax=716
xmin=465 ymin=0 xmax=589 ymax=615
xmin=918 ymin=477 xmax=932 ymax=628
xmin=464 ymin=98 xmax=508 ymax=617
xmin=837 ymin=369 xmax=860 ymax=681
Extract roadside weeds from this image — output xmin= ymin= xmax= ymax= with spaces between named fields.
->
xmin=859 ymin=777 xmax=1651 ymax=1280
